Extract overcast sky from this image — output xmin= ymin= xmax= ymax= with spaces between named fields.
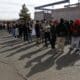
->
xmin=0 ymin=0 xmax=78 ymax=20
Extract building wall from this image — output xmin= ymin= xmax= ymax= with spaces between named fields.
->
xmin=35 ymin=6 xmax=80 ymax=21
xmin=34 ymin=11 xmax=52 ymax=21
xmin=34 ymin=11 xmax=44 ymax=21
xmin=52 ymin=6 xmax=80 ymax=20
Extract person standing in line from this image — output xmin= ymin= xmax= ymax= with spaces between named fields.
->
xmin=18 ymin=22 xmax=23 ymax=39
xmin=70 ymin=19 xmax=80 ymax=54
xmin=50 ymin=20 xmax=58 ymax=49
xmin=64 ymin=20 xmax=70 ymax=45
xmin=15 ymin=23 xmax=19 ymax=38
xmin=27 ymin=22 xmax=32 ymax=43
xmin=56 ymin=18 xmax=68 ymax=53
xmin=31 ymin=21 xmax=36 ymax=38
xmin=40 ymin=21 xmax=45 ymax=43
xmin=12 ymin=23 xmax=16 ymax=37
xmin=35 ymin=21 xmax=41 ymax=46
xmin=23 ymin=22 xmax=28 ymax=41
xmin=43 ymin=21 xmax=51 ymax=47
xmin=9 ymin=23 xmax=12 ymax=34
xmin=7 ymin=22 xmax=11 ymax=34
xmin=68 ymin=20 xmax=74 ymax=44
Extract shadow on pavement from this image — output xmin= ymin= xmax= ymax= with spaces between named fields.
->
xmin=19 ymin=47 xmax=47 ymax=60
xmin=6 ymin=40 xmax=23 ymax=46
xmin=0 ymin=40 xmax=22 ymax=49
xmin=2 ymin=35 xmax=12 ymax=38
xmin=56 ymin=51 xmax=80 ymax=70
xmin=26 ymin=50 xmax=62 ymax=78
xmin=0 ymin=39 xmax=18 ymax=45
xmin=0 ymin=42 xmax=29 ymax=53
xmin=6 ymin=43 xmax=36 ymax=57
xmin=25 ymin=49 xmax=52 ymax=68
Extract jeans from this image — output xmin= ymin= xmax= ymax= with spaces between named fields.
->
xmin=28 ymin=32 xmax=32 ymax=42
xmin=71 ymin=37 xmax=80 ymax=49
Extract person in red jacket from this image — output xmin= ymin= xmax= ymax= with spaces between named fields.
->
xmin=70 ymin=19 xmax=80 ymax=54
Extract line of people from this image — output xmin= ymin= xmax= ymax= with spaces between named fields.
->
xmin=35 ymin=18 xmax=80 ymax=54
xmin=7 ymin=18 xmax=80 ymax=54
xmin=7 ymin=21 xmax=33 ymax=43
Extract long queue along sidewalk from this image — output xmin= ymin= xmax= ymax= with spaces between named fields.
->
xmin=0 ymin=29 xmax=80 ymax=80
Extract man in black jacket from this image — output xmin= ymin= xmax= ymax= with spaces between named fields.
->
xmin=35 ymin=21 xmax=41 ymax=45
xmin=23 ymin=23 xmax=28 ymax=41
xmin=56 ymin=18 xmax=68 ymax=53
xmin=50 ymin=20 xmax=57 ymax=49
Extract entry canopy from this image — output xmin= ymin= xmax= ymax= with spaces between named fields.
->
xmin=35 ymin=0 xmax=69 ymax=10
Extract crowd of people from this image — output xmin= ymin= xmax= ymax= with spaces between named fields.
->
xmin=6 ymin=18 xmax=80 ymax=54
xmin=0 ymin=23 xmax=6 ymax=30
xmin=7 ymin=21 xmax=33 ymax=42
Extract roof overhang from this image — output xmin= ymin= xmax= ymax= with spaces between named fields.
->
xmin=35 ymin=0 xmax=69 ymax=10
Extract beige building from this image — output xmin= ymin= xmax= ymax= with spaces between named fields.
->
xmin=34 ymin=6 xmax=80 ymax=21
xmin=52 ymin=6 xmax=80 ymax=20
xmin=34 ymin=11 xmax=52 ymax=21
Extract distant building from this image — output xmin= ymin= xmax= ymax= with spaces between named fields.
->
xmin=52 ymin=6 xmax=80 ymax=20
xmin=34 ymin=0 xmax=80 ymax=21
xmin=34 ymin=11 xmax=52 ymax=21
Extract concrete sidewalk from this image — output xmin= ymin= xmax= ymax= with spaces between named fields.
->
xmin=1 ymin=30 xmax=80 ymax=80
xmin=0 ymin=60 xmax=27 ymax=80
